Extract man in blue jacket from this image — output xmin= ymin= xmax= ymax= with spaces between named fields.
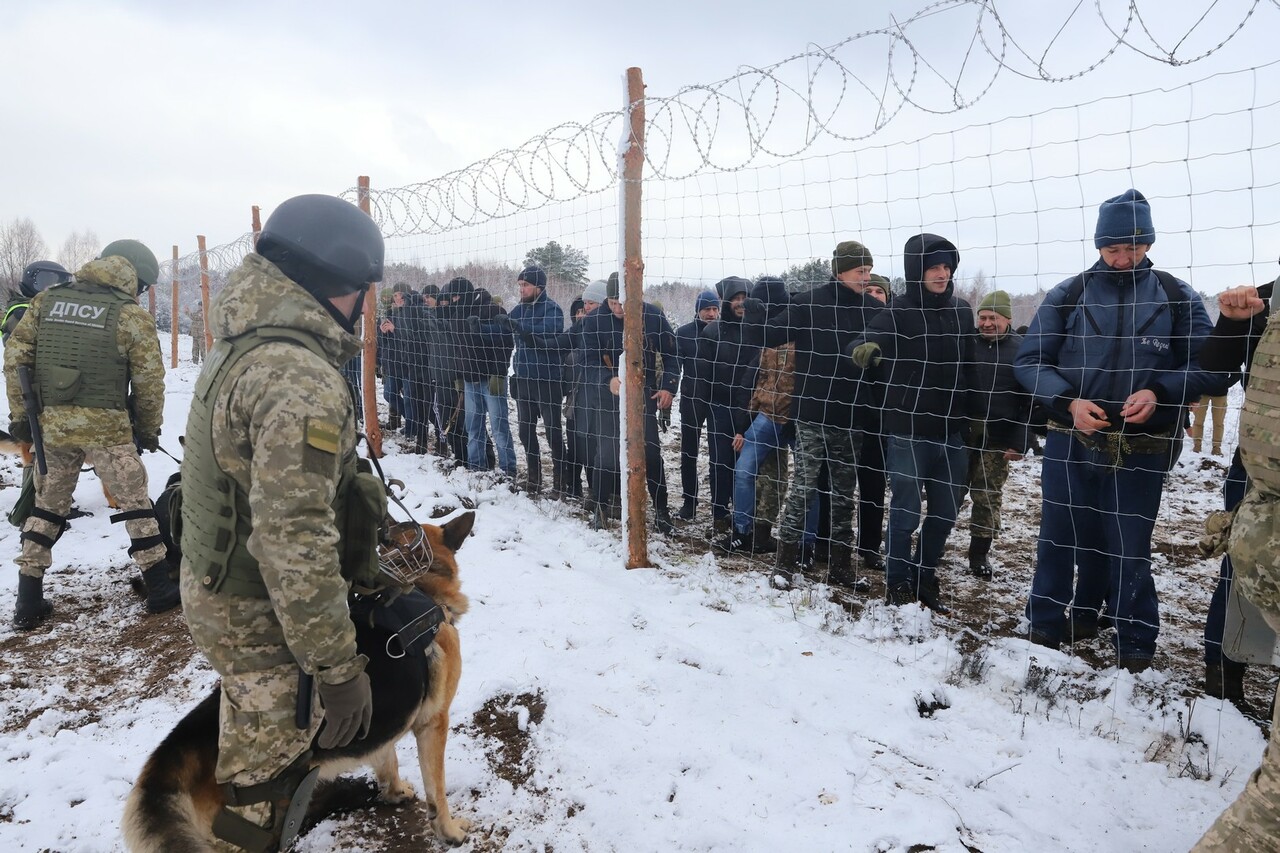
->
xmin=505 ymin=265 xmax=566 ymax=497
xmin=1014 ymin=188 xmax=1221 ymax=673
xmin=674 ymin=290 xmax=719 ymax=520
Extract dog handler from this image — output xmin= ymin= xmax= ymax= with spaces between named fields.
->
xmin=179 ymin=195 xmax=383 ymax=851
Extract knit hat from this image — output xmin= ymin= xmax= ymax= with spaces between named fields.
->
xmin=1094 ymin=188 xmax=1155 ymax=249
xmin=420 ymin=283 xmax=440 ymax=299
xmin=518 ymin=264 xmax=548 ymax=289
xmin=440 ymin=276 xmax=475 ymax=301
xmin=832 ymin=240 xmax=874 ymax=276
xmin=606 ymin=272 xmax=620 ymax=300
xmin=869 ymin=273 xmax=890 ymax=286
xmin=390 ymin=281 xmax=413 ymax=295
xmin=977 ymin=290 xmax=1012 ymax=319
xmin=582 ymin=279 xmax=608 ymax=304
xmin=695 ymin=289 xmax=719 ymax=314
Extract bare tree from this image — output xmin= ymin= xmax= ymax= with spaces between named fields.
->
xmin=0 ymin=218 xmax=48 ymax=294
xmin=954 ymin=268 xmax=990 ymax=307
xmin=58 ymin=229 xmax=100 ymax=274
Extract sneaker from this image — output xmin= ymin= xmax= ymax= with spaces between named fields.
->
xmin=798 ymin=542 xmax=816 ymax=571
xmin=711 ymin=516 xmax=731 ymax=536
xmin=916 ymin=576 xmax=950 ymax=615
xmin=716 ymin=528 xmax=754 ymax=553
xmin=886 ymin=583 xmax=917 ymax=607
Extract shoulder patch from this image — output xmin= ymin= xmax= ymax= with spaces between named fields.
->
xmin=305 ymin=418 xmax=341 ymax=455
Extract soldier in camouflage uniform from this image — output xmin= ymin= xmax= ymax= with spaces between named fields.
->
xmin=4 ymin=241 xmax=179 ymax=630
xmin=1192 ymin=283 xmax=1280 ymax=852
xmin=178 ymin=195 xmax=380 ymax=851
xmin=188 ymin=300 xmax=206 ymax=365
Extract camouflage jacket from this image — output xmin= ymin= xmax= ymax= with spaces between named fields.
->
xmin=750 ymin=342 xmax=796 ymax=425
xmin=3 ymin=256 xmax=164 ymax=448
xmin=186 ymin=253 xmax=364 ymax=683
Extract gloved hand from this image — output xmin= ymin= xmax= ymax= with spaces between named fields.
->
xmin=742 ymin=296 xmax=767 ymax=323
xmin=137 ymin=432 xmax=160 ymax=452
xmin=7 ymin=420 xmax=32 ymax=444
xmin=850 ymin=342 xmax=883 ymax=369
xmin=316 ymin=671 xmax=372 ymax=749
xmin=466 ymin=315 xmax=483 ymax=331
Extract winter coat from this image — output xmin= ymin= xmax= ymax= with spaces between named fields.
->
xmin=1199 ymin=279 xmax=1274 ymax=385
xmin=1013 ymin=256 xmax=1220 ymax=433
xmin=579 ymin=302 xmax=678 ymax=404
xmin=507 ymin=289 xmax=565 ymax=382
xmin=765 ymin=277 xmax=883 ymax=429
xmin=855 ymin=234 xmax=974 ymax=440
xmin=968 ymin=329 xmax=1031 ymax=452
xmin=699 ymin=277 xmax=766 ymax=434
xmin=676 ymin=318 xmax=713 ymax=405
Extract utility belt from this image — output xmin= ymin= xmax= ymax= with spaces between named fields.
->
xmin=1048 ymin=422 xmax=1182 ymax=469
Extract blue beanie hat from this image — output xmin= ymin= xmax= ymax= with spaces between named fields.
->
xmin=518 ymin=264 xmax=548 ymax=289
xmin=694 ymin=289 xmax=718 ymax=314
xmin=1094 ymin=189 xmax=1156 ymax=249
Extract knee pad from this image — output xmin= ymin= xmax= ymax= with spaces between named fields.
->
xmin=213 ymin=752 xmax=319 ymax=853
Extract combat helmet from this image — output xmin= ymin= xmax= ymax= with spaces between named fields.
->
xmin=99 ymin=240 xmax=160 ymax=294
xmin=19 ymin=261 xmax=71 ymax=298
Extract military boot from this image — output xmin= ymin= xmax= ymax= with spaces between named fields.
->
xmin=828 ymin=542 xmax=857 ymax=587
xmin=968 ymin=536 xmax=994 ymax=579
xmin=916 ymin=573 xmax=951 ymax=615
xmin=773 ymin=540 xmax=802 ymax=590
xmin=13 ymin=573 xmax=52 ymax=630
xmin=141 ymin=560 xmax=182 ymax=614
xmin=752 ymin=522 xmax=778 ymax=554
xmin=654 ymin=506 xmax=676 ymax=536
xmin=386 ymin=411 xmax=402 ymax=431
xmin=1206 ymin=658 xmax=1248 ymax=707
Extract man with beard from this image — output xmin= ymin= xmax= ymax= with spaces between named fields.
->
xmin=503 ymin=265 xmax=566 ymax=497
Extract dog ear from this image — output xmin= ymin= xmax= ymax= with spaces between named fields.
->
xmin=440 ymin=511 xmax=475 ymax=552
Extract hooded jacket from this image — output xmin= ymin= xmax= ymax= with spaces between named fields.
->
xmin=699 ymin=277 xmax=766 ymax=433
xmin=764 ymin=276 xmax=883 ymax=428
xmin=4 ymin=256 xmax=165 ymax=448
xmin=855 ymin=234 xmax=974 ymax=439
xmin=579 ymin=301 xmax=678 ymax=404
xmin=1013 ymin=256 xmax=1219 ymax=433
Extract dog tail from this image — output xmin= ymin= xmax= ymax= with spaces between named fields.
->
xmin=122 ymin=688 xmax=224 ymax=853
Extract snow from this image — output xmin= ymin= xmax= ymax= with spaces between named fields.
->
xmin=0 ymin=337 xmax=1267 ymax=852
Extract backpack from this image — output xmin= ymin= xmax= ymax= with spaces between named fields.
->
xmin=1056 ymin=268 xmax=1187 ymax=328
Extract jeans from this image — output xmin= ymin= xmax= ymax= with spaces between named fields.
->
xmin=885 ymin=432 xmax=968 ymax=591
xmin=464 ymin=380 xmax=517 ymax=475
xmin=1027 ymin=430 xmax=1167 ymax=661
xmin=731 ymin=413 xmax=792 ymax=534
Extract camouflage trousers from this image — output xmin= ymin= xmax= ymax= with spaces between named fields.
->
xmin=757 ymin=446 xmax=789 ymax=528
xmin=180 ymin=569 xmax=321 ymax=800
xmin=965 ymin=445 xmax=1012 ymax=538
xmin=1191 ymin=684 xmax=1280 ymax=852
xmin=191 ymin=330 xmax=206 ymax=364
xmin=778 ymin=422 xmax=859 ymax=547
xmin=17 ymin=443 xmax=166 ymax=579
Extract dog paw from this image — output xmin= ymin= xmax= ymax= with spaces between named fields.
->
xmin=379 ymin=777 xmax=417 ymax=804
xmin=433 ymin=816 xmax=470 ymax=846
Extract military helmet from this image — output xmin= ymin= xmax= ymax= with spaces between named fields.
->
xmin=99 ymin=239 xmax=160 ymax=293
xmin=257 ymin=194 xmax=384 ymax=297
xmin=19 ymin=260 xmax=71 ymax=298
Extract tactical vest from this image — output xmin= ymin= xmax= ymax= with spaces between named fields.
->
xmin=181 ymin=326 xmax=386 ymax=598
xmin=33 ymin=282 xmax=132 ymax=410
xmin=1239 ymin=307 xmax=1280 ymax=496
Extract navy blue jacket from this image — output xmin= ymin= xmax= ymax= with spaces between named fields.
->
xmin=579 ymin=302 xmax=678 ymax=403
xmin=507 ymin=289 xmax=564 ymax=382
xmin=1014 ymin=257 xmax=1220 ymax=433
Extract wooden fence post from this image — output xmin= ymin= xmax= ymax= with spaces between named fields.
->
xmin=197 ymin=236 xmax=213 ymax=356
xmin=621 ymin=66 xmax=650 ymax=569
xmin=357 ymin=177 xmax=383 ymax=457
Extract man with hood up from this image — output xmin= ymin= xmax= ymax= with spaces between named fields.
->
xmin=850 ymin=233 xmax=975 ymax=613
xmin=699 ymin=276 xmax=767 ymax=536
xmin=5 ymin=241 xmax=180 ymax=629
xmin=1014 ymin=189 xmax=1220 ymax=673
xmin=674 ymin=289 xmax=719 ymax=520
xmin=177 ymin=195 xmax=385 ymax=849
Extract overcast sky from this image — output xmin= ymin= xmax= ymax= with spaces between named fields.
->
xmin=3 ymin=0 xmax=1277 ymax=291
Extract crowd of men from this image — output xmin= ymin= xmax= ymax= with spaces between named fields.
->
xmin=5 ymin=188 xmax=1280 ymax=849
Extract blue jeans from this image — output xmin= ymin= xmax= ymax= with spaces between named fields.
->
xmin=464 ymin=380 xmax=517 ymax=475
xmin=731 ymin=413 xmax=791 ymax=534
xmin=1027 ymin=430 xmax=1167 ymax=661
xmin=885 ymin=432 xmax=968 ymax=591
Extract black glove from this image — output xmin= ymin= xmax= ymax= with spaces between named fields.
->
xmin=742 ymin=296 xmax=766 ymax=323
xmin=137 ymin=432 xmax=160 ymax=452
xmin=466 ymin=315 xmax=483 ymax=330
xmin=7 ymin=420 xmax=32 ymax=444
xmin=317 ymin=671 xmax=372 ymax=749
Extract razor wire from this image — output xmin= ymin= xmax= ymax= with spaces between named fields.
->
xmin=332 ymin=0 xmax=1275 ymax=239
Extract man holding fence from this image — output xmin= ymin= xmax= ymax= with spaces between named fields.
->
xmin=1014 ymin=189 xmax=1220 ymax=673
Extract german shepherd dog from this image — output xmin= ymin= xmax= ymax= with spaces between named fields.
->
xmin=122 ymin=510 xmax=476 ymax=851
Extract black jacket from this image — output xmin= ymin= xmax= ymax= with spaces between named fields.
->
xmin=579 ymin=302 xmax=678 ymax=404
xmin=699 ymin=277 xmax=766 ymax=433
xmin=765 ymin=277 xmax=883 ymax=428
xmin=676 ymin=318 xmax=712 ymax=406
xmin=1199 ymin=279 xmax=1274 ymax=384
xmin=968 ymin=329 xmax=1031 ymax=452
xmin=855 ymin=234 xmax=974 ymax=439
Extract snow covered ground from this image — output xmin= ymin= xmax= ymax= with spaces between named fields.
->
xmin=0 ymin=337 xmax=1269 ymax=852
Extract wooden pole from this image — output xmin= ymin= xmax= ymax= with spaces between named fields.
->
xmin=621 ymin=67 xmax=649 ymax=569
xmin=251 ymin=205 xmax=262 ymax=249
xmin=147 ymin=279 xmax=156 ymax=316
xmin=357 ymin=176 xmax=383 ymax=457
xmin=197 ymin=235 xmax=213 ymax=356
xmin=171 ymin=245 xmax=179 ymax=369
